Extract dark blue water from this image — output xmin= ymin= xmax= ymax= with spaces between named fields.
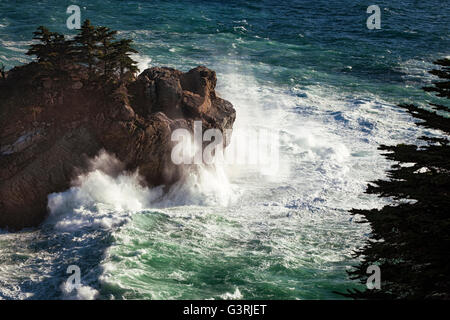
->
xmin=0 ymin=0 xmax=449 ymax=300
xmin=2 ymin=1 xmax=449 ymax=94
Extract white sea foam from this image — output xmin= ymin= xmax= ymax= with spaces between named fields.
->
xmin=131 ymin=53 xmax=152 ymax=74
xmin=60 ymin=282 xmax=99 ymax=300
xmin=161 ymin=164 xmax=237 ymax=207
xmin=220 ymin=287 xmax=243 ymax=300
xmin=1 ymin=59 xmax=440 ymax=300
xmin=46 ymin=150 xmax=163 ymax=232
xmin=0 ymin=1 xmax=447 ymax=300
xmin=46 ymin=145 xmax=237 ymax=232
xmin=75 ymin=59 xmax=447 ymax=300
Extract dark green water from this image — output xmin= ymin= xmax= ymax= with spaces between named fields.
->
xmin=0 ymin=0 xmax=448 ymax=299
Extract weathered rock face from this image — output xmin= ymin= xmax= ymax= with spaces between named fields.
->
xmin=0 ymin=65 xmax=236 ymax=230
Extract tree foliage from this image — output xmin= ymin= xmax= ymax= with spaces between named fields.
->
xmin=25 ymin=20 xmax=138 ymax=82
xmin=343 ymin=59 xmax=450 ymax=299
xmin=26 ymin=26 xmax=71 ymax=71
xmin=0 ymin=62 xmax=5 ymax=79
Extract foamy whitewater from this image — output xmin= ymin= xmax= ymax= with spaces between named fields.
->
xmin=0 ymin=68 xmax=439 ymax=299
xmin=0 ymin=0 xmax=448 ymax=299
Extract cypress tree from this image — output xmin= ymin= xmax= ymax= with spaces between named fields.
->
xmin=26 ymin=26 xmax=57 ymax=70
xmin=25 ymin=26 xmax=73 ymax=75
xmin=111 ymin=39 xmax=138 ymax=79
xmin=343 ymin=58 xmax=450 ymax=299
xmin=25 ymin=21 xmax=139 ymax=84
xmin=50 ymin=33 xmax=74 ymax=71
xmin=96 ymin=26 xmax=118 ymax=80
xmin=73 ymin=19 xmax=97 ymax=78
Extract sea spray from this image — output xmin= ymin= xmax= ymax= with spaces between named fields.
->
xmin=47 ymin=150 xmax=163 ymax=232
xmin=43 ymin=148 xmax=237 ymax=300
xmin=96 ymin=70 xmax=382 ymax=299
xmin=1 ymin=0 xmax=447 ymax=300
xmin=47 ymin=148 xmax=237 ymax=233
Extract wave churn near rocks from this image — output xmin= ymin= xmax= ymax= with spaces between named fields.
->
xmin=0 ymin=64 xmax=236 ymax=230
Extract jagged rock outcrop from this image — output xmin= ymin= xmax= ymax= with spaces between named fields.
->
xmin=0 ymin=65 xmax=235 ymax=230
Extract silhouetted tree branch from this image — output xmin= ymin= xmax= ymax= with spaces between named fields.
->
xmin=344 ymin=58 xmax=450 ymax=300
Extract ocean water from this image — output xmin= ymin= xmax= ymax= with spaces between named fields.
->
xmin=0 ymin=0 xmax=449 ymax=299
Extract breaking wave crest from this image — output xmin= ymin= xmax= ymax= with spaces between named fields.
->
xmin=47 ymin=145 xmax=237 ymax=233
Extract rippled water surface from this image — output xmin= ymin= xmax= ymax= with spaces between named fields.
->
xmin=0 ymin=0 xmax=449 ymax=299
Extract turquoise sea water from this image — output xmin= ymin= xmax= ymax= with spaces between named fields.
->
xmin=0 ymin=0 xmax=449 ymax=299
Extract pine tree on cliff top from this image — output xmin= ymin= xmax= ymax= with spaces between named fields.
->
xmin=111 ymin=39 xmax=138 ymax=79
xmin=73 ymin=19 xmax=97 ymax=77
xmin=26 ymin=26 xmax=74 ymax=75
xmin=50 ymin=33 xmax=74 ymax=71
xmin=26 ymin=26 xmax=59 ymax=70
xmin=25 ymin=21 xmax=139 ymax=83
xmin=26 ymin=26 xmax=53 ymax=62
xmin=343 ymin=58 xmax=450 ymax=299
xmin=96 ymin=26 xmax=118 ymax=80
xmin=72 ymin=20 xmax=138 ymax=80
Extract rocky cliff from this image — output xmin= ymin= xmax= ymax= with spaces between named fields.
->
xmin=0 ymin=64 xmax=235 ymax=230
